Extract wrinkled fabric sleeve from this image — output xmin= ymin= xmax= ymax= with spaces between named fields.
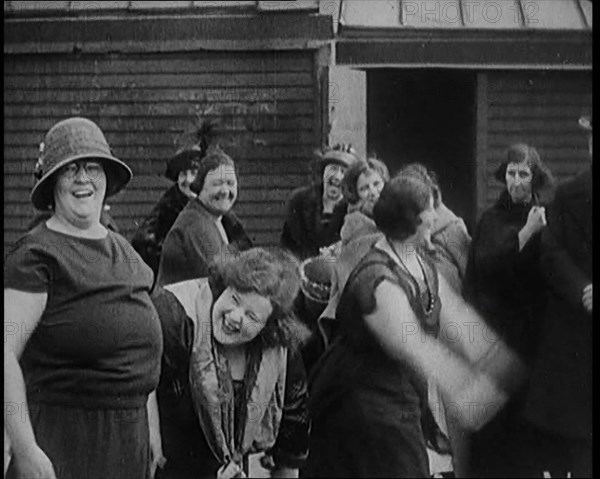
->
xmin=540 ymin=189 xmax=590 ymax=312
xmin=271 ymin=348 xmax=310 ymax=469
xmin=4 ymin=237 xmax=51 ymax=293
xmin=468 ymin=210 xmax=521 ymax=284
xmin=443 ymin=219 xmax=472 ymax=280
xmin=151 ymin=286 xmax=194 ymax=370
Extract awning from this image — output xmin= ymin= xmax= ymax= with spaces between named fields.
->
xmin=336 ymin=0 xmax=593 ymax=69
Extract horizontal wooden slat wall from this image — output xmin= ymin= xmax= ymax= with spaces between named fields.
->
xmin=4 ymin=51 xmax=321 ymax=254
xmin=484 ymin=70 xmax=592 ymax=209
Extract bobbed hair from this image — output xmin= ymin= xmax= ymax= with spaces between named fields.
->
xmin=208 ymin=247 xmax=303 ymax=349
xmin=494 ymin=143 xmax=555 ymax=196
xmin=373 ymin=174 xmax=432 ymax=242
xmin=342 ymin=157 xmax=390 ymax=205
xmin=189 ymin=147 xmax=236 ymax=196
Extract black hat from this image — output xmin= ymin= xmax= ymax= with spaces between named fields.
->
xmin=164 ymin=148 xmax=202 ymax=182
xmin=165 ymin=118 xmax=217 ymax=182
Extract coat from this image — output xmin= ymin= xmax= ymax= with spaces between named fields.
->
xmin=426 ymin=202 xmax=471 ymax=295
xmin=524 ymin=168 xmax=592 ymax=440
xmin=131 ymin=184 xmax=190 ymax=278
xmin=156 ymin=199 xmax=252 ymax=287
xmin=280 ymin=184 xmax=347 ymax=260
xmin=464 ymin=190 xmax=549 ymax=476
xmin=464 ymin=190 xmax=547 ymax=361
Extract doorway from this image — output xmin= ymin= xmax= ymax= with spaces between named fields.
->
xmin=367 ymin=69 xmax=477 ymax=231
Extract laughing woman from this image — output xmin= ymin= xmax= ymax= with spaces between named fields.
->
xmin=151 ymin=247 xmax=309 ymax=479
xmin=4 ymin=118 xmax=162 ymax=479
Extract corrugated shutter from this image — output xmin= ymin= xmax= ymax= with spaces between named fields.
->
xmin=4 ymin=51 xmax=321 ymax=255
xmin=485 ymin=70 xmax=592 ymax=208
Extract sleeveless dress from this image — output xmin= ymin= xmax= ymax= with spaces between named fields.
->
xmin=303 ymin=245 xmax=441 ymax=478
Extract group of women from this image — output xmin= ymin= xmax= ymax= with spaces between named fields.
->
xmin=4 ymin=115 xmax=566 ymax=478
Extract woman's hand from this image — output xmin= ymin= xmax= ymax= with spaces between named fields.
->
xmin=216 ymin=461 xmax=246 ymax=478
xmin=518 ymin=206 xmax=546 ymax=250
xmin=147 ymin=391 xmax=166 ymax=479
xmin=583 ymin=283 xmax=593 ymax=314
xmin=148 ymin=437 xmax=166 ymax=479
xmin=12 ymin=444 xmax=56 ymax=479
xmin=319 ymin=242 xmax=341 ymax=260
xmin=525 ymin=206 xmax=547 ymax=234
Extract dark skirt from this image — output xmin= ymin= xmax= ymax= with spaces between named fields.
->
xmin=303 ymin=341 xmax=430 ymax=478
xmin=6 ymin=402 xmax=150 ymax=479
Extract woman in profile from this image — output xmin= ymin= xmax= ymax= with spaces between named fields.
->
xmin=304 ymin=174 xmax=524 ymax=478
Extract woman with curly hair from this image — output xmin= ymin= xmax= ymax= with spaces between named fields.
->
xmin=317 ymin=157 xmax=390 ymax=344
xmin=150 ymin=247 xmax=309 ymax=479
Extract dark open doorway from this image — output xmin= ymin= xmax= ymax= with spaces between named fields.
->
xmin=367 ymin=69 xmax=477 ymax=232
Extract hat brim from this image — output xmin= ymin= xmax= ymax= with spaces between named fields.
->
xmin=30 ymin=153 xmax=132 ymax=211
xmin=579 ymin=116 xmax=592 ymax=132
xmin=320 ymin=150 xmax=358 ymax=169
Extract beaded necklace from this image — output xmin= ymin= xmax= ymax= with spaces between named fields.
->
xmin=388 ymin=240 xmax=436 ymax=316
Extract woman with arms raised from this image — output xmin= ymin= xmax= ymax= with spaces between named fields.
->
xmin=304 ymin=174 xmax=525 ymax=478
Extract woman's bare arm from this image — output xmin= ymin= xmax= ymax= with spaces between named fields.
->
xmin=364 ymin=280 xmax=509 ymax=431
xmin=4 ymin=288 xmax=56 ymax=478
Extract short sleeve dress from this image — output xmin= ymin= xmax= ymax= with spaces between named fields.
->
xmin=4 ymin=223 xmax=163 ymax=479
xmin=303 ymin=245 xmax=441 ymax=478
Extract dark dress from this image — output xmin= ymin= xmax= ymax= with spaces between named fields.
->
xmin=280 ymin=184 xmax=347 ymax=260
xmin=4 ymin=223 xmax=163 ymax=479
xmin=28 ymin=208 xmax=120 ymax=233
xmin=463 ymin=190 xmax=548 ymax=477
xmin=151 ymin=286 xmax=310 ymax=479
xmin=131 ymin=184 xmax=190 ymax=279
xmin=303 ymin=246 xmax=441 ymax=478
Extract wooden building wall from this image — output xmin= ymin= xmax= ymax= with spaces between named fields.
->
xmin=477 ymin=70 xmax=592 ymax=218
xmin=4 ymin=50 xmax=324 ymax=255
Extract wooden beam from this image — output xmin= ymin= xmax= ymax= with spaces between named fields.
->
xmin=4 ymin=13 xmax=333 ymax=54
xmin=335 ymin=29 xmax=592 ymax=69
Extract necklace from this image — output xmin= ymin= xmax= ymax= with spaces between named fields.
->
xmin=388 ymin=239 xmax=436 ymax=316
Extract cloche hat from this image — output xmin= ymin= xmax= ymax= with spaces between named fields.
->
xmin=31 ymin=117 xmax=132 ymax=210
xmin=318 ymin=143 xmax=359 ymax=169
xmin=165 ymin=118 xmax=217 ymax=182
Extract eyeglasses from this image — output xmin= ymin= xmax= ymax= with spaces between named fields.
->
xmin=59 ymin=161 xmax=104 ymax=180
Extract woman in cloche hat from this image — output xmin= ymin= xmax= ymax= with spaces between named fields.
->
xmin=280 ymin=143 xmax=360 ymax=260
xmin=4 ymin=117 xmax=164 ymax=479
